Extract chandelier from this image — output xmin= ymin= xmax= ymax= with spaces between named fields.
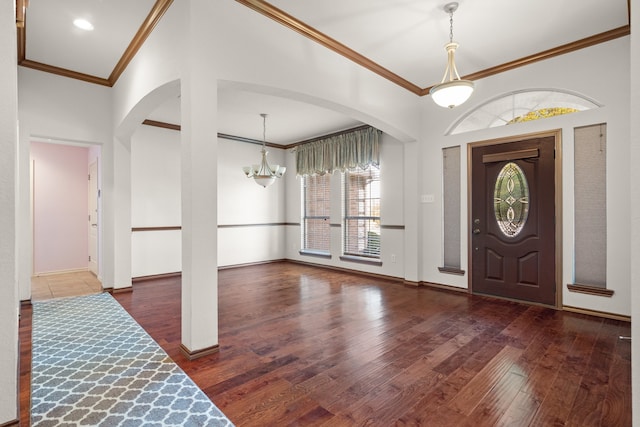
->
xmin=242 ymin=114 xmax=286 ymax=188
xmin=429 ymin=2 xmax=474 ymax=109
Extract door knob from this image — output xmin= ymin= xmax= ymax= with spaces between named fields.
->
xmin=473 ymin=228 xmax=481 ymax=234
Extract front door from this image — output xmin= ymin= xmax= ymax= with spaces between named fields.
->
xmin=470 ymin=135 xmax=556 ymax=306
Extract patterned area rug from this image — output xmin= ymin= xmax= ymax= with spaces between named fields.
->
xmin=31 ymin=293 xmax=234 ymax=427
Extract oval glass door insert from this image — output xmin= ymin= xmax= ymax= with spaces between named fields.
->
xmin=494 ymin=162 xmax=529 ymax=237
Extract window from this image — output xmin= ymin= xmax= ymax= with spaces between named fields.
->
xmin=302 ymin=174 xmax=331 ymax=254
xmin=441 ymin=146 xmax=462 ymax=272
xmin=343 ymin=167 xmax=381 ymax=258
xmin=574 ymin=123 xmax=607 ymax=288
xmin=494 ymin=162 xmax=530 ymax=238
xmin=448 ymin=89 xmax=600 ymax=135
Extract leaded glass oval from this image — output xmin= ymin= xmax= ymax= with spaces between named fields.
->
xmin=494 ymin=162 xmax=529 ymax=237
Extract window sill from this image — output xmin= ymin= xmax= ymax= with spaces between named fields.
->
xmin=438 ymin=266 xmax=465 ymax=276
xmin=566 ymin=283 xmax=614 ymax=297
xmin=299 ymin=250 xmax=331 ymax=259
xmin=339 ymin=255 xmax=382 ymax=267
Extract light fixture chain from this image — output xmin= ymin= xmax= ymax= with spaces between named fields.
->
xmin=449 ymin=9 xmax=454 ymax=43
xmin=262 ymin=114 xmax=267 ymax=146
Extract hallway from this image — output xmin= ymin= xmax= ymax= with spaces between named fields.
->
xmin=30 ymin=271 xmax=102 ymax=301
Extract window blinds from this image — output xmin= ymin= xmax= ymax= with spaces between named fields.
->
xmin=303 ymin=174 xmax=331 ymax=252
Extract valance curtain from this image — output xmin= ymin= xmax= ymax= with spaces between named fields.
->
xmin=295 ymin=126 xmax=381 ymax=176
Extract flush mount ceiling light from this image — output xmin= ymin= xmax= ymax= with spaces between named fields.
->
xmin=242 ymin=114 xmax=286 ymax=188
xmin=429 ymin=2 xmax=474 ymax=109
xmin=73 ymin=18 xmax=94 ymax=31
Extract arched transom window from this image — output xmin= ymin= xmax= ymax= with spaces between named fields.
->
xmin=447 ymin=89 xmax=601 ymax=135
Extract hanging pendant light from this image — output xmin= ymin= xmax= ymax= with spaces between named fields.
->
xmin=430 ymin=2 xmax=474 ymax=109
xmin=242 ymin=113 xmax=286 ymax=188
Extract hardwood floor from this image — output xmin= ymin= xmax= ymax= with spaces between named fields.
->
xmin=20 ymin=262 xmax=631 ymax=426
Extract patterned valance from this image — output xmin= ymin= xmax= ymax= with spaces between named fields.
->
xmin=295 ymin=126 xmax=381 ymax=176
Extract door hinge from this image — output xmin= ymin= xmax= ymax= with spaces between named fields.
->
xmin=88 ymin=174 xmax=91 ymax=180
xmin=88 ymin=255 xmax=91 ymax=261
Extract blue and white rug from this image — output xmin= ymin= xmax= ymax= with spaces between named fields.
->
xmin=31 ymin=293 xmax=234 ymax=427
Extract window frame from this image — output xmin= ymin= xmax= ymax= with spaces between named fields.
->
xmin=300 ymin=174 xmax=331 ymax=257
xmin=342 ymin=166 xmax=381 ymax=260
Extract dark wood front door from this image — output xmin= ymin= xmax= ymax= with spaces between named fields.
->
xmin=471 ymin=135 xmax=556 ymax=306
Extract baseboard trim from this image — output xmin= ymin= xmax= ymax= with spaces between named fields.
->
xmin=180 ymin=343 xmax=220 ymax=361
xmin=110 ymin=287 xmax=133 ymax=295
xmin=132 ymin=272 xmax=181 ymax=282
xmin=418 ymin=281 xmax=470 ymax=293
xmin=218 ymin=259 xmax=288 ymax=270
xmin=0 ymin=418 xmax=19 ymax=427
xmin=563 ymin=305 xmax=631 ymax=322
xmin=33 ymin=268 xmax=89 ymax=277
xmin=287 ymin=259 xmax=402 ymax=284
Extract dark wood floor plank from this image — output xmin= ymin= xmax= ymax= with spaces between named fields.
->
xmin=20 ymin=262 xmax=631 ymax=426
xmin=447 ymin=345 xmax=523 ymax=416
xmin=529 ymin=327 xmax=599 ymax=426
xmin=494 ymin=389 xmax=541 ymax=427
xmin=18 ymin=303 xmax=32 ymax=427
xmin=601 ymin=352 xmax=632 ymax=427
xmin=464 ymin=370 xmax=527 ymax=427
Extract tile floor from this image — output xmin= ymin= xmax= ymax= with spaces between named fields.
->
xmin=31 ymin=270 xmax=102 ymax=301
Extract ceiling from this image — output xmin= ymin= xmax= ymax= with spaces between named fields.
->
xmin=17 ymin=0 xmax=630 ymax=145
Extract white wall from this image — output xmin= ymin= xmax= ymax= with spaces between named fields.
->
xmin=17 ymin=68 xmax=111 ymax=297
xmin=419 ymin=37 xmax=631 ymax=316
xmin=0 ymin=1 xmax=19 ymax=423
xmin=212 ymin=1 xmax=420 ymax=144
xmin=111 ymin=3 xmax=184 ymax=136
xmin=129 ymin=124 xmax=289 ymax=274
xmin=31 ymin=142 xmax=89 ymax=274
xmin=131 ymin=125 xmax=181 ymax=277
xmin=218 ymin=137 xmax=287 ymax=266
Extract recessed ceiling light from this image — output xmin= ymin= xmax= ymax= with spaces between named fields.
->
xmin=73 ymin=18 xmax=94 ymax=31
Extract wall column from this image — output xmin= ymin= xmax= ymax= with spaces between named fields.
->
xmin=403 ymin=140 xmax=422 ymax=284
xmin=629 ymin=1 xmax=639 ymax=423
xmin=180 ymin=0 xmax=219 ymax=358
xmin=0 ymin=1 xmax=19 ymax=423
xmin=112 ymin=137 xmax=132 ymax=290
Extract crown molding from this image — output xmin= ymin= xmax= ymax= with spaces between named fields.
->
xmin=237 ymin=1 xmax=630 ymax=98
xmin=142 ymin=119 xmax=284 ymax=149
xmin=420 ymin=25 xmax=631 ymax=95
xmin=142 ymin=120 xmax=375 ymax=150
xmin=234 ymin=0 xmax=423 ymax=95
xmin=17 ymin=0 xmax=173 ymax=88
xmin=142 ymin=119 xmax=181 ymax=131
xmin=17 ymin=0 xmax=631 ymax=99
xmin=108 ymin=0 xmax=174 ymax=85
xmin=19 ymin=59 xmax=111 ymax=86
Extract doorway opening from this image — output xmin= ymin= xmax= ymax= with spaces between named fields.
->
xmin=30 ymin=140 xmax=102 ymax=300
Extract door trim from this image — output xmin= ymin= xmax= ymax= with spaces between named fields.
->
xmin=467 ymin=129 xmax=563 ymax=308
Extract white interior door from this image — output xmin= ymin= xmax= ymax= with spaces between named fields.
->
xmin=88 ymin=161 xmax=99 ymax=276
